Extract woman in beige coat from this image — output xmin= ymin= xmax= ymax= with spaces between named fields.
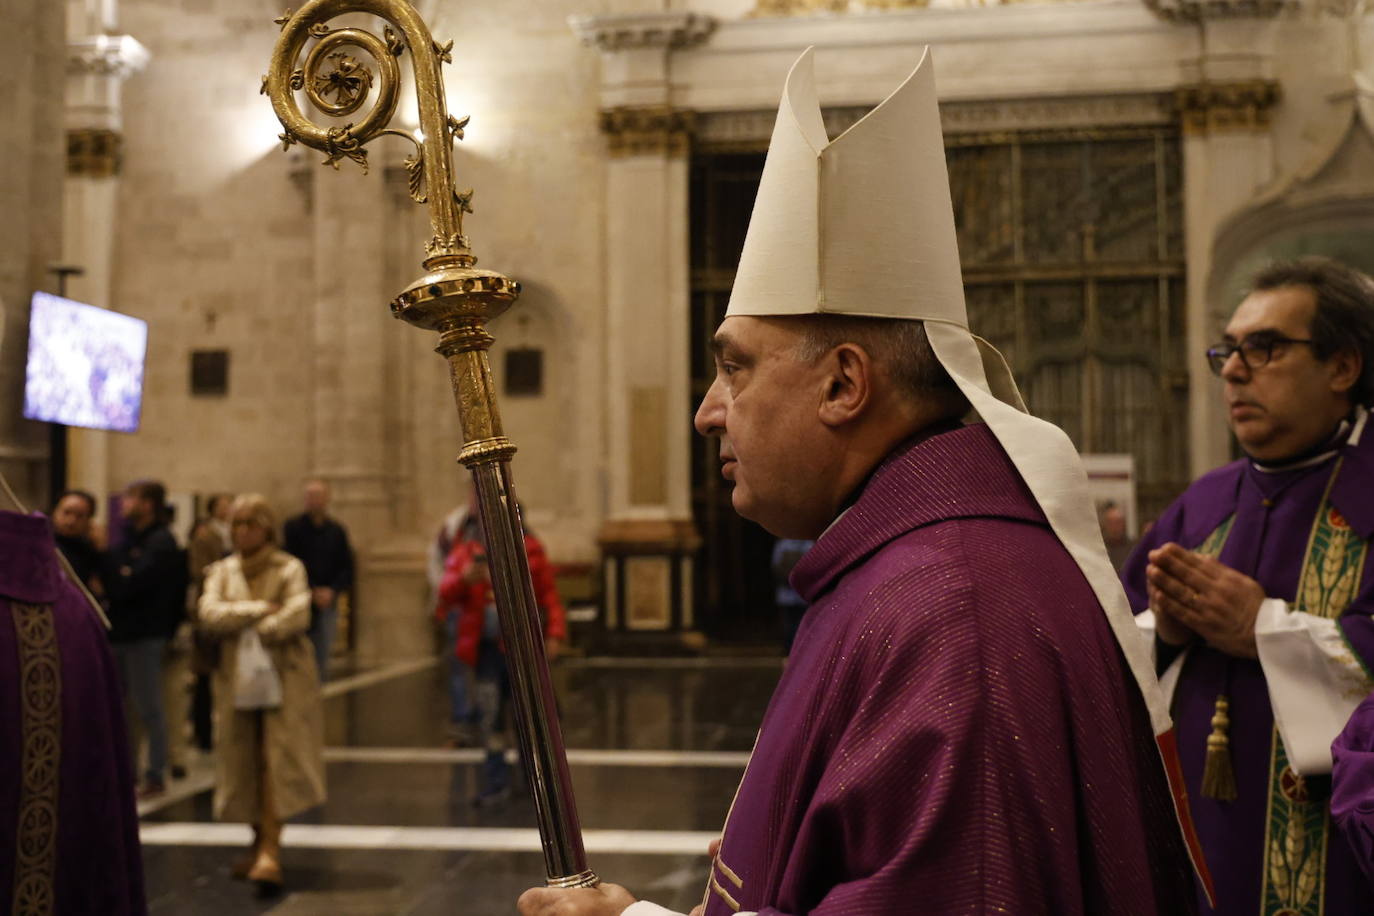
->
xmin=198 ymin=493 xmax=325 ymax=892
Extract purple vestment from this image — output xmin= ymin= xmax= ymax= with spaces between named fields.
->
xmin=1334 ymin=692 xmax=1374 ymax=886
xmin=702 ymin=424 xmax=1196 ymax=916
xmin=1121 ymin=425 xmax=1374 ymax=916
xmin=0 ymin=511 xmax=146 ymax=914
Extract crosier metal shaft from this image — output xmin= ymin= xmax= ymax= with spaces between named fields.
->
xmin=263 ymin=0 xmax=595 ymax=887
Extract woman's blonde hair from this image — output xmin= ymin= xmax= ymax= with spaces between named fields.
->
xmin=231 ymin=493 xmax=278 ymax=544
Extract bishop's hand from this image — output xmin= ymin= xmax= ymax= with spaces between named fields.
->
xmin=1146 ymin=542 xmax=1266 ymax=659
xmin=517 ymin=882 xmax=637 ymax=915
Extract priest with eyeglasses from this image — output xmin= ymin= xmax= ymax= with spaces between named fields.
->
xmin=1122 ymin=256 xmax=1374 ymax=915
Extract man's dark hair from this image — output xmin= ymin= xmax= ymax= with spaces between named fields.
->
xmin=1252 ymin=257 xmax=1374 ymax=406
xmin=126 ymin=480 xmax=168 ymax=520
xmin=55 ymin=488 xmax=97 ymax=517
xmin=791 ymin=315 xmax=971 ymax=419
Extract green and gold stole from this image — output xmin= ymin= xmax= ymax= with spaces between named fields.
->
xmin=1192 ymin=457 xmax=1370 ymax=916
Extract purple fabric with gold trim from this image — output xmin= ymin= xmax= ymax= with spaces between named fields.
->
xmin=701 ymin=424 xmax=1195 ymax=916
xmin=1334 ymin=691 xmax=1374 ymax=885
xmin=0 ymin=510 xmax=146 ymax=914
xmin=1121 ymin=426 xmax=1374 ymax=916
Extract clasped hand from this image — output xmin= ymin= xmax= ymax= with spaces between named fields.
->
xmin=1145 ymin=542 xmax=1266 ymax=659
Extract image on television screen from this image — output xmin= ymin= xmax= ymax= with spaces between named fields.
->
xmin=23 ymin=292 xmax=148 ymax=433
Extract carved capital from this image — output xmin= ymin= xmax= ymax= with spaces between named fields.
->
xmin=1144 ymin=0 xmax=1295 ymax=21
xmin=600 ymin=106 xmax=696 ymax=158
xmin=66 ymin=129 xmax=123 ymax=177
xmin=569 ymin=12 xmax=716 ymax=53
xmin=67 ymin=34 xmax=149 ymax=79
xmin=1174 ymin=80 xmax=1281 ymax=134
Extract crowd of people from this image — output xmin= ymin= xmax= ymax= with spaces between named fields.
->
xmin=42 ymin=479 xmax=355 ymax=897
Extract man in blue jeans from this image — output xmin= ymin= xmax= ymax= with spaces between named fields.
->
xmin=283 ymin=479 xmax=354 ymax=682
xmin=106 ymin=479 xmax=186 ymax=798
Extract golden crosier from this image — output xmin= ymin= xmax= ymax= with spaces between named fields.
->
xmin=264 ymin=0 xmax=596 ymax=889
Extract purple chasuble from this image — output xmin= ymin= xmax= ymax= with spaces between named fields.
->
xmin=1333 ymin=692 xmax=1374 ymax=886
xmin=0 ymin=511 xmax=146 ymax=914
xmin=1121 ymin=425 xmax=1374 ymax=916
xmin=702 ymin=424 xmax=1196 ymax=916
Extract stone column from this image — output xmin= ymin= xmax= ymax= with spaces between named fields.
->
xmin=62 ymin=1 xmax=148 ymax=509
xmin=1142 ymin=8 xmax=1287 ymax=475
xmin=571 ymin=13 xmax=714 ymax=643
xmin=305 ymin=155 xmax=430 ymax=665
xmin=1174 ymin=31 xmax=1283 ymax=475
xmin=0 ymin=0 xmax=67 ymax=511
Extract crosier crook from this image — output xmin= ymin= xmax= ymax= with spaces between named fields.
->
xmin=263 ymin=0 xmax=596 ymax=888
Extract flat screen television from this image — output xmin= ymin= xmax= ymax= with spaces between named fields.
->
xmin=23 ymin=292 xmax=148 ymax=433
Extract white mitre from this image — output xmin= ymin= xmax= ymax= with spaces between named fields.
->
xmin=727 ymin=47 xmax=1212 ymax=897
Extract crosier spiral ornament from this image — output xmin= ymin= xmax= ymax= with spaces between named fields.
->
xmin=263 ymin=0 xmax=597 ymax=889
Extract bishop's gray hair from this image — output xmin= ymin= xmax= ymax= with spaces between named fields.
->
xmin=789 ymin=314 xmax=970 ymax=417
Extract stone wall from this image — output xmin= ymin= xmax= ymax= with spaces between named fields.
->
xmin=110 ymin=0 xmax=615 ymax=560
xmin=0 ymin=0 xmax=65 ymax=510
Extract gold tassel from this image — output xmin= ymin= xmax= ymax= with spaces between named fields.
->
xmin=1202 ymin=694 xmax=1238 ymax=801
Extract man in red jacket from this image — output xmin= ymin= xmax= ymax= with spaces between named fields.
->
xmin=438 ymin=527 xmax=566 ymax=805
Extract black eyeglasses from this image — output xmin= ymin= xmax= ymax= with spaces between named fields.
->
xmin=1205 ymin=331 xmax=1316 ymax=375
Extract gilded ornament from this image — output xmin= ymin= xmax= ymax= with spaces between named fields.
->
xmin=310 ymin=52 xmax=374 ymax=114
xmin=404 ymin=151 xmax=426 ymax=202
xmin=321 ymin=124 xmax=369 ymax=171
xmin=265 ymin=1 xmax=592 ymax=885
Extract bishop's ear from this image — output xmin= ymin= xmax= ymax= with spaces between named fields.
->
xmin=817 ymin=343 xmax=873 ymax=427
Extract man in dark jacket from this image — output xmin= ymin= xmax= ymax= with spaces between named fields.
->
xmin=283 ymin=479 xmax=354 ymax=681
xmin=106 ymin=479 xmax=185 ymax=797
xmin=51 ymin=488 xmax=103 ymax=592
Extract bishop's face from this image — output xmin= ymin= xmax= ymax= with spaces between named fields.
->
xmin=693 ymin=316 xmax=838 ymax=538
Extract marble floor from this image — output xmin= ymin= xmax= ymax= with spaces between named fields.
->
xmin=138 ymin=656 xmax=784 ymax=915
